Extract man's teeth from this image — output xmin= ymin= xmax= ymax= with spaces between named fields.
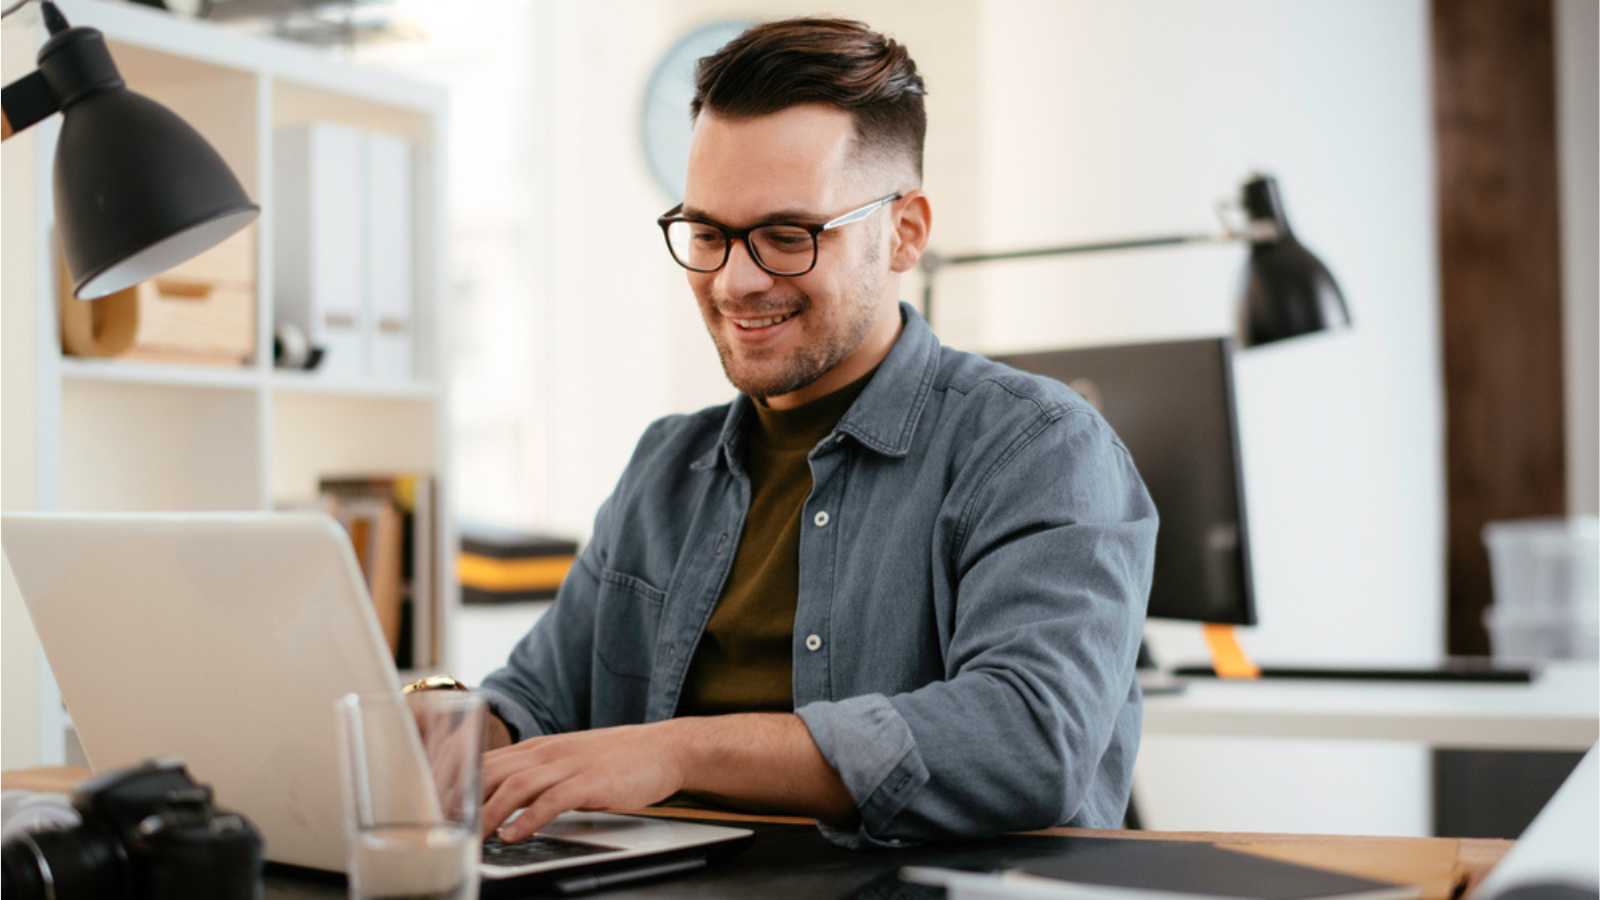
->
xmin=733 ymin=311 xmax=797 ymax=329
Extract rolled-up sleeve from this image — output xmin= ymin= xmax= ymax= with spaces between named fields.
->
xmin=798 ymin=406 xmax=1156 ymax=847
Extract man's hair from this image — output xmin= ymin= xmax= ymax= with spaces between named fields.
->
xmin=690 ymin=17 xmax=927 ymax=179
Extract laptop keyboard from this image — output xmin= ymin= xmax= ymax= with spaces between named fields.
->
xmin=482 ymin=834 xmax=621 ymax=867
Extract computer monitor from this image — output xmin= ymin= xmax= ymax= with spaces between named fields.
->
xmin=994 ymin=337 xmax=1256 ymax=626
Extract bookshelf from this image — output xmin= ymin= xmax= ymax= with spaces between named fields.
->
xmin=1 ymin=0 xmax=454 ymax=765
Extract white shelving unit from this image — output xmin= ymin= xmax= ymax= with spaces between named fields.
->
xmin=4 ymin=0 xmax=454 ymax=764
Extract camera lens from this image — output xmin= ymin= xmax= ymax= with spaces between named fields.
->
xmin=1 ymin=828 xmax=127 ymax=900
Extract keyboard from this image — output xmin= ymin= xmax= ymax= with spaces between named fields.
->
xmin=482 ymin=834 xmax=621 ymax=867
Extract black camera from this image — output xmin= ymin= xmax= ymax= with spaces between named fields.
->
xmin=1 ymin=759 xmax=263 ymax=900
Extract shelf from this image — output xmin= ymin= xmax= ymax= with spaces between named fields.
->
xmin=59 ymin=357 xmax=261 ymax=391
xmin=270 ymin=371 xmax=439 ymax=400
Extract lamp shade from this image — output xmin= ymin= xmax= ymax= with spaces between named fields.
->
xmin=37 ymin=23 xmax=258 ymax=299
xmin=1237 ymin=175 xmax=1351 ymax=347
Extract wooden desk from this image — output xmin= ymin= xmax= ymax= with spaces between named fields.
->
xmin=4 ymin=767 xmax=1509 ymax=899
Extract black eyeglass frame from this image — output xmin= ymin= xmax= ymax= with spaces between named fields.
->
xmin=657 ymin=191 xmax=903 ymax=277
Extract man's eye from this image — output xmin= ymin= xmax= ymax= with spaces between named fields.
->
xmin=765 ymin=234 xmax=810 ymax=248
xmin=690 ymin=228 xmax=723 ymax=243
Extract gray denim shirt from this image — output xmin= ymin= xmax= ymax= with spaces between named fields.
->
xmin=481 ymin=302 xmax=1157 ymax=848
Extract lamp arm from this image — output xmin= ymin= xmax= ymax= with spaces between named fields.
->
xmin=918 ymin=230 xmax=1239 ymax=330
xmin=2 ymin=1 xmax=74 ymax=142
xmin=3 ymin=69 xmax=58 ymax=141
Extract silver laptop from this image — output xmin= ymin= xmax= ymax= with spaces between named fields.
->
xmin=2 ymin=512 xmax=750 ymax=885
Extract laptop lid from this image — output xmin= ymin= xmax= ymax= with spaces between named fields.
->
xmin=3 ymin=512 xmax=399 ymax=872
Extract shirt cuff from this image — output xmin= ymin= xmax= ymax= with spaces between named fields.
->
xmin=476 ymin=685 xmax=545 ymax=744
xmin=796 ymin=693 xmax=929 ymax=847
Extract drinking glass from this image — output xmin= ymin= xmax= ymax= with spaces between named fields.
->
xmin=335 ymin=690 xmax=484 ymax=900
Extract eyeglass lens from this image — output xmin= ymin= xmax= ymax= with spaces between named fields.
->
xmin=665 ymin=221 xmax=815 ymax=275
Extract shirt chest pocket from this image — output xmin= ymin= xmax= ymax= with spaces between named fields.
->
xmin=594 ymin=568 xmax=666 ymax=680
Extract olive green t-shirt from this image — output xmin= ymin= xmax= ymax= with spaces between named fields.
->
xmin=677 ymin=370 xmax=875 ymax=716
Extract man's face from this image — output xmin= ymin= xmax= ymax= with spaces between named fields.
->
xmin=681 ymin=104 xmax=896 ymax=403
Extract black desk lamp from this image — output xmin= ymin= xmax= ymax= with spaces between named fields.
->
xmin=918 ymin=174 xmax=1351 ymax=348
xmin=1 ymin=0 xmax=259 ymax=299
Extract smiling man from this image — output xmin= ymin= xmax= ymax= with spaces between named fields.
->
xmin=458 ymin=18 xmax=1158 ymax=849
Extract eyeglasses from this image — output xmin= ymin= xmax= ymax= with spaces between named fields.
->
xmin=657 ymin=192 xmax=902 ymax=277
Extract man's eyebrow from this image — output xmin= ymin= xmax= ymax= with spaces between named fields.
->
xmin=679 ymin=205 xmax=827 ymax=227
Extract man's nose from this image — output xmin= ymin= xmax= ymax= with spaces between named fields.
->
xmin=715 ymin=238 xmax=777 ymax=299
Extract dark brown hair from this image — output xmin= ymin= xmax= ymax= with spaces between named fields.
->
xmin=690 ymin=18 xmax=927 ymax=179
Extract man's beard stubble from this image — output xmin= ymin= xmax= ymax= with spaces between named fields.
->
xmin=708 ymin=271 xmax=881 ymax=403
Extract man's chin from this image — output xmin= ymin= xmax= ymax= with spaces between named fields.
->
xmin=724 ymin=363 xmax=816 ymax=401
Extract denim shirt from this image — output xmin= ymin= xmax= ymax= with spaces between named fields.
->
xmin=481 ymin=302 xmax=1157 ymax=848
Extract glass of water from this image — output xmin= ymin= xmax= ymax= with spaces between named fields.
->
xmin=336 ymin=690 xmax=485 ymax=900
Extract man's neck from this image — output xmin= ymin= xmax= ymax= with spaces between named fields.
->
xmin=762 ymin=304 xmax=903 ymax=411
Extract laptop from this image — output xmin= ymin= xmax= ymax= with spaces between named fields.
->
xmin=2 ymin=512 xmax=751 ymax=888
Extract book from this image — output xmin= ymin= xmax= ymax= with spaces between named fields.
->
xmin=320 ymin=473 xmax=435 ymax=670
xmin=903 ymin=837 xmax=1418 ymax=900
xmin=458 ymin=523 xmax=578 ymax=604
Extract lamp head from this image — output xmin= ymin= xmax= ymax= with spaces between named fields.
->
xmin=29 ymin=2 xmax=258 ymax=299
xmin=1237 ymin=174 xmax=1351 ymax=347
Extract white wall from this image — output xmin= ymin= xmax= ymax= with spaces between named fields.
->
xmin=1557 ymin=0 xmax=1598 ymax=516
xmin=965 ymin=0 xmax=1441 ymax=836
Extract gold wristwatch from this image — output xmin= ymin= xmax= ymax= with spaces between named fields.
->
xmin=401 ymin=674 xmax=469 ymax=694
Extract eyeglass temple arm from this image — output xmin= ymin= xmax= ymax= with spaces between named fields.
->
xmin=823 ymin=193 xmax=901 ymax=231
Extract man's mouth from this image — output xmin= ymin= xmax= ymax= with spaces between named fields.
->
xmin=729 ymin=309 xmax=801 ymax=331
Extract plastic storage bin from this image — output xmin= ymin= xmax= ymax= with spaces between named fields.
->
xmin=1482 ymin=516 xmax=1600 ymax=660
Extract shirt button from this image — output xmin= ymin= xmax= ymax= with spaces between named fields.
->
xmin=805 ymin=634 xmax=823 ymax=652
xmin=813 ymin=510 xmax=830 ymax=528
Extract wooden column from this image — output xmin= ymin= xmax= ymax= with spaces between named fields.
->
xmin=1432 ymin=0 xmax=1567 ymax=655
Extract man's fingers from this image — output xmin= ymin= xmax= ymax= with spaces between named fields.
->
xmin=481 ymin=734 xmax=572 ymax=797
xmin=499 ymin=778 xmax=591 ymax=842
xmin=482 ymin=746 xmax=544 ymax=799
xmin=481 ymin=763 xmax=571 ymax=839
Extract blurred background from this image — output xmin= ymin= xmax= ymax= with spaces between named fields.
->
xmin=3 ymin=0 xmax=1595 ymax=842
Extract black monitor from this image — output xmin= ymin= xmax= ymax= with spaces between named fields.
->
xmin=994 ymin=338 xmax=1255 ymax=626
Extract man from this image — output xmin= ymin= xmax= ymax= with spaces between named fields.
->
xmin=458 ymin=17 xmax=1156 ymax=848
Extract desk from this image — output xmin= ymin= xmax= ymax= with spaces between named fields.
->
xmin=1143 ymin=661 xmax=1600 ymax=750
xmin=3 ymin=769 xmax=1510 ymax=899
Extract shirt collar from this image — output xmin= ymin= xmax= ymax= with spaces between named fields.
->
xmin=692 ymin=301 xmax=939 ymax=472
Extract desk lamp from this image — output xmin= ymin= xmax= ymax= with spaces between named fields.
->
xmin=1 ymin=0 xmax=259 ymax=299
xmin=919 ymin=173 xmax=1350 ymax=348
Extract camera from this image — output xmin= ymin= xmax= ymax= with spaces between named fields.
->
xmin=1 ymin=759 xmax=263 ymax=900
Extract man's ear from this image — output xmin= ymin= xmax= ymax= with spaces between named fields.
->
xmin=889 ymin=191 xmax=932 ymax=274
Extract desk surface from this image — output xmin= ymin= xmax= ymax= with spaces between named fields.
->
xmin=1143 ymin=660 xmax=1600 ymax=750
xmin=3 ymin=769 xmax=1511 ymax=900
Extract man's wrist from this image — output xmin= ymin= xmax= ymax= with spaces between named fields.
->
xmin=660 ymin=716 xmax=708 ymax=794
xmin=484 ymin=711 xmax=513 ymax=751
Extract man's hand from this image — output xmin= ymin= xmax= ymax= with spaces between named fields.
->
xmin=479 ymin=713 xmax=857 ymax=842
xmin=481 ymin=721 xmax=690 ymax=841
